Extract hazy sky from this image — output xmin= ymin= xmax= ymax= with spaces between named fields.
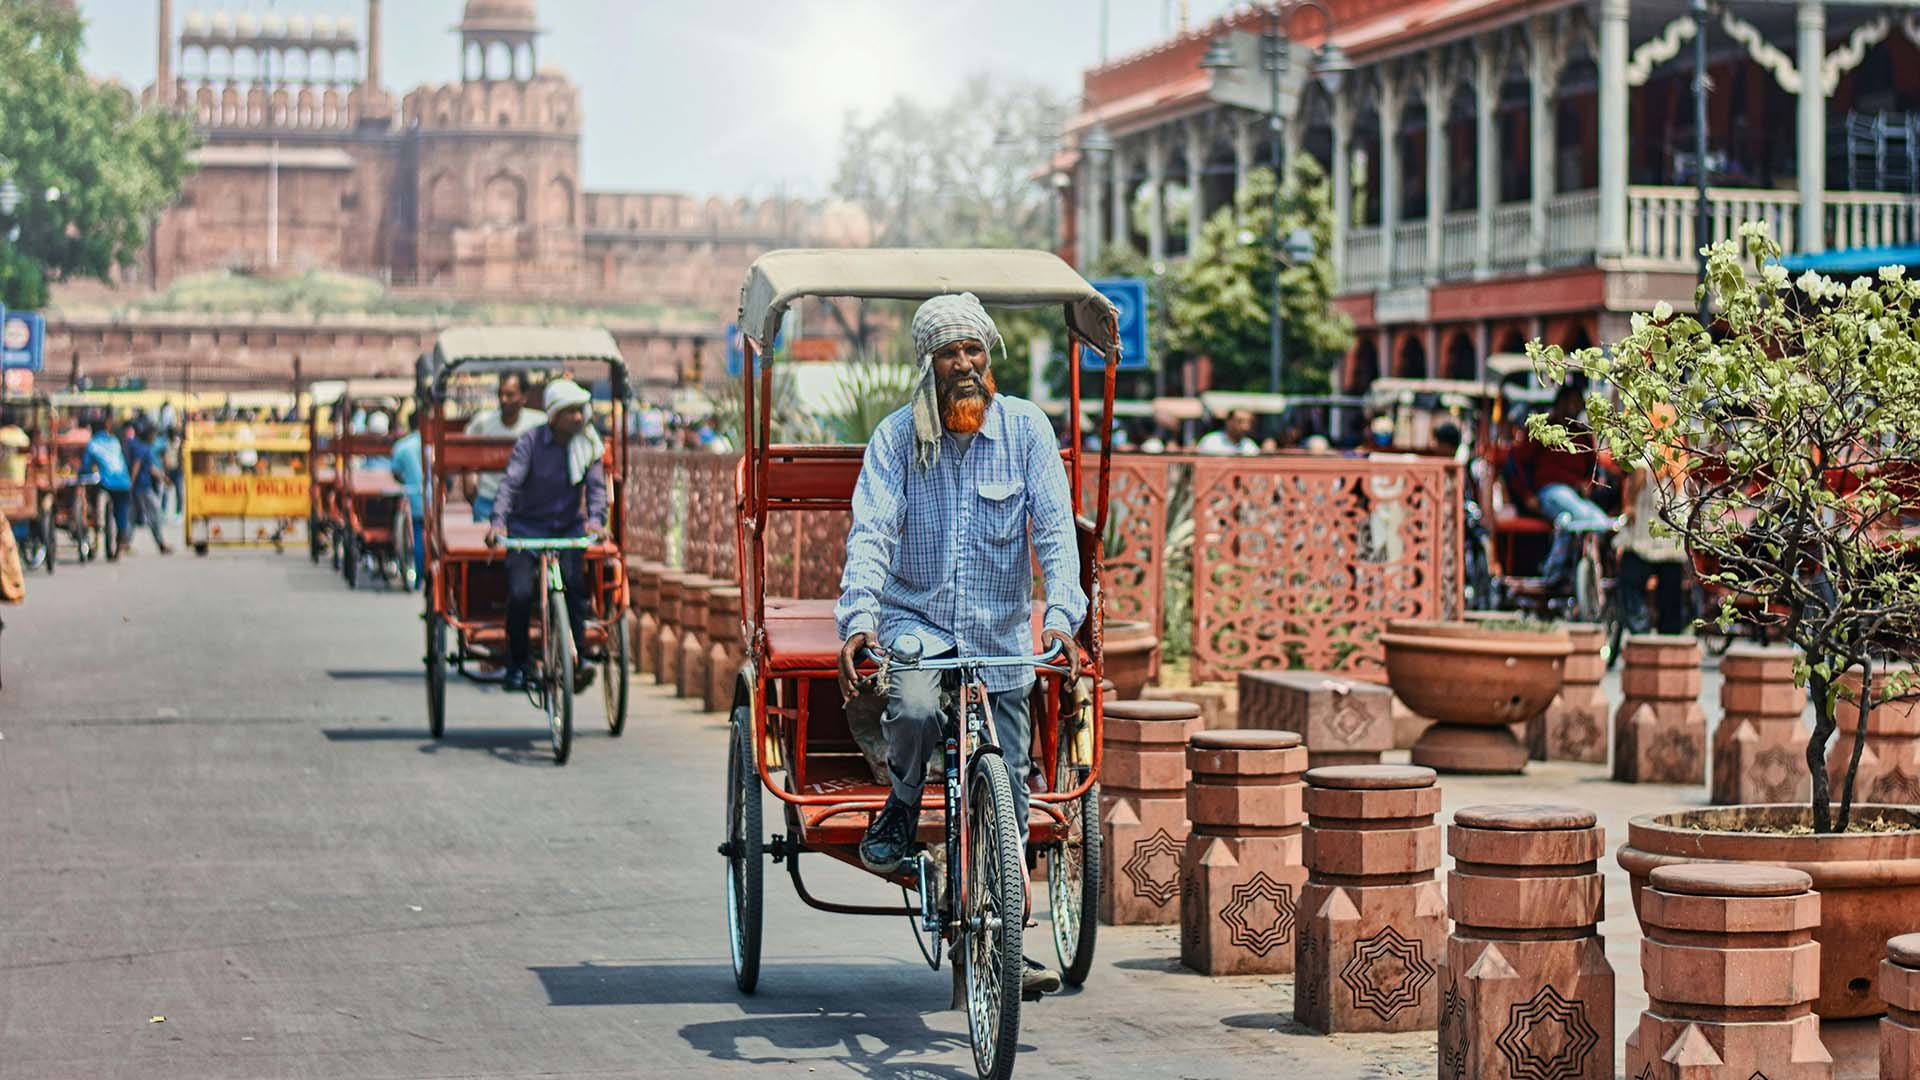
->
xmin=77 ymin=1 xmax=1235 ymax=198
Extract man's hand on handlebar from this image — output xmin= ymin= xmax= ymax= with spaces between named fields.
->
xmin=837 ymin=631 xmax=873 ymax=703
xmin=484 ymin=526 xmax=503 ymax=548
xmin=1041 ymin=628 xmax=1081 ymax=674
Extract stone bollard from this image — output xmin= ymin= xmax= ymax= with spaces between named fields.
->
xmin=1295 ymin=765 xmax=1447 ymax=1034
xmin=1100 ymin=699 xmax=1202 ymax=926
xmin=1625 ymin=863 xmax=1832 ymax=1079
xmin=1143 ymin=684 xmax=1237 ymax=731
xmin=1833 ymin=668 xmax=1920 ymax=807
xmin=1883 ymin=934 xmax=1920 ymax=1080
xmin=1237 ymin=671 xmax=1392 ymax=768
xmin=1613 ymin=635 xmax=1707 ymax=784
xmin=1544 ymin=622 xmax=1609 ymax=763
xmin=704 ymin=586 xmax=743 ymax=714
xmin=1712 ymin=644 xmax=1811 ymax=805
xmin=1179 ymin=729 xmax=1309 ymax=975
xmin=653 ymin=571 xmax=687 ymax=686
xmin=1438 ymin=805 xmax=1614 ymax=1079
xmin=632 ymin=562 xmax=666 ymax=679
xmin=675 ymin=576 xmax=715 ymax=699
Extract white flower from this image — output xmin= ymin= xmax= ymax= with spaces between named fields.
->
xmin=1869 ymin=321 xmax=1886 ymax=343
xmin=1762 ymin=264 xmax=1788 ymax=287
xmin=1850 ymin=276 xmax=1872 ymax=298
xmin=1882 ymin=265 xmax=1908 ymax=283
xmin=1652 ymin=300 xmax=1673 ymax=321
xmin=1797 ymin=270 xmax=1827 ymax=295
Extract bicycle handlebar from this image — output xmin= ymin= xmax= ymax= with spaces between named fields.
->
xmin=493 ymin=536 xmax=595 ymax=551
xmin=858 ymin=638 xmax=1076 ymax=678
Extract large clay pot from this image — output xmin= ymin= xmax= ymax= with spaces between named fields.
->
xmin=1102 ymin=619 xmax=1159 ymax=700
xmin=1617 ymin=804 xmax=1920 ymax=1019
xmin=1379 ymin=619 xmax=1571 ymax=774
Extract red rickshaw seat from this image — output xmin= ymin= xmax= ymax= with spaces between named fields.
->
xmin=761 ymin=597 xmax=1051 ymax=672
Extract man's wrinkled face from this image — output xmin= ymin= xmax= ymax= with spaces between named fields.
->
xmin=499 ymin=377 xmax=525 ymax=417
xmin=550 ymin=404 xmax=586 ymax=438
xmin=934 ymin=338 xmax=995 ymax=434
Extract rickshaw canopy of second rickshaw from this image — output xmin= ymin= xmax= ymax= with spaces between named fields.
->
xmin=736 ymin=248 xmax=1119 ymax=352
xmin=424 ymin=326 xmax=625 ymax=389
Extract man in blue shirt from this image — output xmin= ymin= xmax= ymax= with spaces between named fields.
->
xmin=834 ymin=293 xmax=1087 ymax=994
xmin=486 ymin=380 xmax=609 ymax=693
xmin=81 ymin=423 xmax=134 ymax=561
xmin=389 ymin=409 xmax=426 ymax=581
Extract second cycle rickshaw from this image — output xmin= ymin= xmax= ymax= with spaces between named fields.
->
xmin=720 ymin=249 xmax=1120 ymax=1080
xmin=417 ymin=327 xmax=632 ymax=765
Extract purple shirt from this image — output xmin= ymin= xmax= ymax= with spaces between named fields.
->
xmin=490 ymin=425 xmax=606 ymax=539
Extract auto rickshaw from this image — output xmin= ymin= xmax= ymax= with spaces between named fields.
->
xmin=417 ymin=327 xmax=632 ymax=765
xmin=722 ymin=249 xmax=1120 ymax=1080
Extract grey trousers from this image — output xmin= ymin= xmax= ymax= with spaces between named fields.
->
xmin=885 ymin=660 xmax=1031 ymax=836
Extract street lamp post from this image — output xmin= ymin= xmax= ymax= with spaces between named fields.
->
xmin=1201 ymin=2 xmax=1350 ymax=393
xmin=1692 ymin=0 xmax=1711 ymax=311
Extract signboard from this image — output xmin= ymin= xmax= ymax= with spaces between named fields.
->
xmin=3 ymin=368 xmax=32 ymax=397
xmin=1085 ymin=278 xmax=1149 ymax=370
xmin=1 ymin=310 xmax=43 ymax=373
xmin=187 ymin=473 xmax=310 ymax=519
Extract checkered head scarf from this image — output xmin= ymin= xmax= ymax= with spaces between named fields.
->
xmin=908 ymin=292 xmax=1002 ymax=471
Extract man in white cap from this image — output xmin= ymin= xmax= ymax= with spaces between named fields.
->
xmin=834 ymin=292 xmax=1086 ymax=998
xmin=486 ymin=378 xmax=608 ymax=693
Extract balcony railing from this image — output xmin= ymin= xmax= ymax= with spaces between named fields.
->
xmin=1336 ymin=185 xmax=1920 ymax=293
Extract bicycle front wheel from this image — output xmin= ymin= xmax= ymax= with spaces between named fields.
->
xmin=1048 ymin=753 xmax=1099 ymax=985
xmin=545 ymin=586 xmax=575 ymax=765
xmin=965 ymin=752 xmax=1025 ymax=1080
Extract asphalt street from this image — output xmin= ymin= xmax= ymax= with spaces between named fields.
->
xmin=0 ymin=533 xmax=1438 ymax=1080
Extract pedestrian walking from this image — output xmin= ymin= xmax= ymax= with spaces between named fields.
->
xmin=81 ymin=425 xmax=133 ymax=561
xmin=161 ymin=427 xmax=184 ymax=516
xmin=390 ymin=409 xmax=426 ymax=581
xmin=127 ymin=421 xmax=172 ymax=555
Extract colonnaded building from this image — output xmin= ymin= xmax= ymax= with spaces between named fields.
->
xmin=47 ymin=0 xmax=867 ymax=387
xmin=1063 ymin=0 xmax=1920 ymax=390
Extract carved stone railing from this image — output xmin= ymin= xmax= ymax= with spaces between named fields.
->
xmin=1391 ymin=221 xmax=1429 ymax=285
xmin=1490 ymin=202 xmax=1533 ymax=274
xmin=1344 ymin=228 xmax=1384 ymax=292
xmin=1546 ymin=189 xmax=1600 ymax=268
xmin=1440 ymin=211 xmax=1477 ymax=278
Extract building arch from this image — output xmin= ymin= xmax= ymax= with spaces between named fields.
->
xmin=1442 ymin=328 xmax=1476 ymax=380
xmin=427 ymin=171 xmax=463 ymax=225
xmin=482 ymin=171 xmax=527 ymax=225
xmin=544 ymin=175 xmax=576 ymax=227
xmin=1392 ymin=331 xmax=1428 ymax=378
xmin=1345 ymin=337 xmax=1381 ymax=393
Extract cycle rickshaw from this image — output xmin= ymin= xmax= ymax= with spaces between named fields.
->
xmin=417 ymin=327 xmax=632 ymax=765
xmin=1 ymin=394 xmax=53 ymax=572
xmin=720 ymin=250 xmax=1120 ymax=1080
xmin=323 ymin=380 xmax=415 ymax=589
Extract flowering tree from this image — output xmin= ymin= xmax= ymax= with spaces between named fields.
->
xmin=1528 ymin=225 xmax=1920 ymax=832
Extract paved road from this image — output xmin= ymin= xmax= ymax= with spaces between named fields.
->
xmin=2 ymin=535 xmax=1442 ymax=1079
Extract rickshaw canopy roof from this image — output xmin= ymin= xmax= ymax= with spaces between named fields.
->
xmin=311 ymin=377 xmax=416 ymax=406
xmin=737 ymin=248 xmax=1118 ymax=352
xmin=432 ymin=326 xmax=624 ymax=367
xmin=1367 ymin=377 xmax=1495 ymax=404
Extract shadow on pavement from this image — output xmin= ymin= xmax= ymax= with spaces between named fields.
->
xmin=325 ymin=668 xmax=424 ymax=681
xmin=1220 ymin=1011 xmax=1317 ymax=1036
xmin=319 ymin=726 xmax=566 ymax=767
xmin=531 ymin=960 xmax=1002 ymax=1079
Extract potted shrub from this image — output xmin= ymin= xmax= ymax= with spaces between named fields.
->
xmin=1530 ymin=226 xmax=1920 ymax=1017
xmin=1378 ymin=617 xmax=1570 ymax=773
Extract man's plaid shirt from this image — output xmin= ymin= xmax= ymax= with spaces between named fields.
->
xmin=835 ymin=395 xmax=1087 ymax=692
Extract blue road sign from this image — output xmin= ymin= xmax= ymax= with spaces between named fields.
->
xmin=1 ymin=310 xmax=43 ymax=373
xmin=1085 ymin=278 xmax=1148 ymax=370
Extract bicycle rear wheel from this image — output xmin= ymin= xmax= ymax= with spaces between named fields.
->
xmin=724 ymin=708 xmax=763 ymax=992
xmin=545 ymin=587 xmax=575 ymax=765
xmin=965 ymin=752 xmax=1024 ymax=1080
xmin=1048 ymin=752 xmax=1100 ymax=985
xmin=603 ymin=616 xmax=630 ymax=735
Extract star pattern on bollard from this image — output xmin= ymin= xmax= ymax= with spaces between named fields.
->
xmin=1869 ymin=766 xmax=1920 ymax=806
xmin=1121 ymin=828 xmax=1182 ymax=907
xmin=1438 ymin=973 xmax=1469 ymax=1079
xmin=1339 ymin=925 xmax=1435 ymax=1022
xmin=1562 ymin=710 xmax=1602 ymax=758
xmin=1324 ymin=697 xmax=1374 ymax=746
xmin=1495 ymin=985 xmax=1598 ymax=1080
xmin=1747 ymin=745 xmax=1801 ymax=803
xmin=1647 ymin=726 xmax=1699 ymax=782
xmin=1220 ymin=871 xmax=1294 ymax=957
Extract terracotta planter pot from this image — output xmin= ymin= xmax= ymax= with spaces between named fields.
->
xmin=1102 ymin=619 xmax=1159 ymax=700
xmin=1379 ymin=620 xmax=1571 ymax=774
xmin=1617 ymin=804 xmax=1920 ymax=1019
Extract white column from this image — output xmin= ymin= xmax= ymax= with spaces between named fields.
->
xmin=1233 ymin=115 xmax=1256 ymax=207
xmin=1598 ymin=0 xmax=1630 ymax=260
xmin=1476 ymin=38 xmax=1498 ymax=277
xmin=1185 ymin=119 xmax=1207 ymax=256
xmin=1798 ymin=0 xmax=1826 ymax=253
xmin=1380 ymin=73 xmax=1404 ymax=285
xmin=1110 ymin=144 xmax=1132 ymax=254
xmin=1528 ymin=16 xmax=1558 ymax=272
xmin=1080 ymin=156 xmax=1105 ymax=266
xmin=1332 ymin=93 xmax=1353 ymax=287
xmin=1425 ymin=51 xmax=1447 ymax=282
xmin=1146 ymin=131 xmax=1169 ymax=263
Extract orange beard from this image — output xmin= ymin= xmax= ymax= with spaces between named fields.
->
xmin=941 ymin=369 xmax=995 ymax=434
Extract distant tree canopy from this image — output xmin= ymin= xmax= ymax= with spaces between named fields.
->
xmin=0 ymin=0 xmax=198 ymax=308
